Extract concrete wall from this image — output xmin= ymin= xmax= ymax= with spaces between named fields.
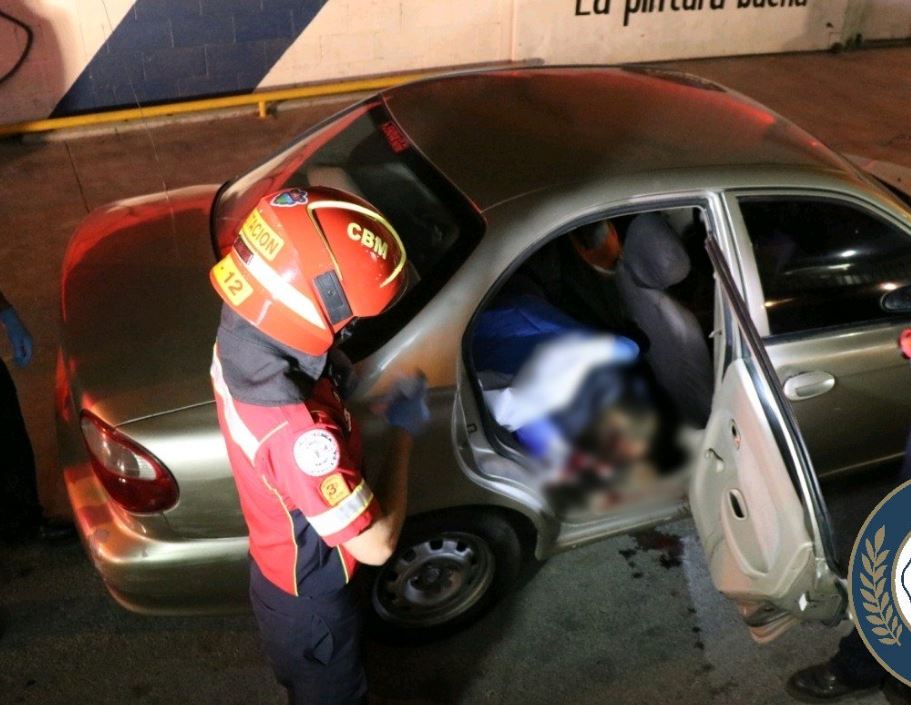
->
xmin=0 ymin=0 xmax=908 ymax=124
xmin=853 ymin=0 xmax=911 ymax=39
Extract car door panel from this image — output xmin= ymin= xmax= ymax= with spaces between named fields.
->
xmin=723 ymin=189 xmax=911 ymax=477
xmin=690 ymin=238 xmax=843 ymax=642
xmin=691 ymin=357 xmax=818 ymax=640
xmin=768 ymin=325 xmax=911 ymax=475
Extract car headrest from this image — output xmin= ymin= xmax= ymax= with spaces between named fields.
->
xmin=621 ymin=213 xmax=691 ymax=290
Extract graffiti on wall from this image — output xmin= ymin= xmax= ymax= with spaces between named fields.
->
xmin=575 ymin=0 xmax=809 ymax=27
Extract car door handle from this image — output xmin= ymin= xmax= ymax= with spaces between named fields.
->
xmin=783 ymin=371 xmax=835 ymax=401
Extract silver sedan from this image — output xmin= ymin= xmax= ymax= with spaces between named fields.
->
xmin=59 ymin=66 xmax=911 ymax=639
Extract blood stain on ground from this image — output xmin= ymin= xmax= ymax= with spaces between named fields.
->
xmin=632 ymin=528 xmax=683 ymax=569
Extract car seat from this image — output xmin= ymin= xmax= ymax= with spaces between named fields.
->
xmin=615 ymin=213 xmax=713 ymax=428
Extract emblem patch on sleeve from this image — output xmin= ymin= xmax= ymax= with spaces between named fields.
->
xmin=293 ymin=429 xmax=340 ymax=477
xmin=320 ymin=474 xmax=351 ymax=507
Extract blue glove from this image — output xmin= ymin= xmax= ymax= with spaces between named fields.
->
xmin=612 ymin=335 xmax=640 ymax=365
xmin=382 ymin=374 xmax=430 ymax=436
xmin=0 ymin=307 xmax=33 ymax=368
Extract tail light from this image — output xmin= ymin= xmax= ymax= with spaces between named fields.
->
xmin=80 ymin=412 xmax=179 ymax=513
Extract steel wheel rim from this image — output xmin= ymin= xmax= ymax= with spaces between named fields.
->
xmin=372 ymin=531 xmax=495 ymax=627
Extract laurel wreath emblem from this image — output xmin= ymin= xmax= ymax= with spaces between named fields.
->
xmin=859 ymin=525 xmax=903 ymax=647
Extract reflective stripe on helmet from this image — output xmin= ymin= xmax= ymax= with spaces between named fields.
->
xmin=240 ymin=252 xmax=327 ymax=330
xmin=307 ymin=200 xmax=407 ymax=288
xmin=211 ymin=349 xmax=260 ymax=463
xmin=306 ymin=479 xmax=374 ymax=537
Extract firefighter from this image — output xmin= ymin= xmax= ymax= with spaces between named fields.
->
xmin=0 ymin=288 xmax=39 ymax=540
xmin=0 ymin=288 xmax=74 ymax=544
xmin=209 ymin=187 xmax=429 ymax=705
xmin=570 ymin=219 xmax=622 ymax=276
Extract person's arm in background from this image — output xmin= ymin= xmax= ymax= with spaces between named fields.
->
xmin=344 ymin=375 xmax=429 ymax=566
xmin=0 ymin=287 xmax=34 ymax=368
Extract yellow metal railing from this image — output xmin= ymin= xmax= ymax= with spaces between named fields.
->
xmin=0 ymin=69 xmax=442 ymax=138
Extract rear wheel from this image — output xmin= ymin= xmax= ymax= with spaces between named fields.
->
xmin=367 ymin=510 xmax=526 ymax=641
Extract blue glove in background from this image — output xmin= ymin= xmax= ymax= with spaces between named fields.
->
xmin=0 ymin=306 xmax=33 ymax=368
xmin=381 ymin=374 xmax=430 ymax=436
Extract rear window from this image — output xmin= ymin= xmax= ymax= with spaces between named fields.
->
xmin=214 ymin=100 xmax=484 ymax=360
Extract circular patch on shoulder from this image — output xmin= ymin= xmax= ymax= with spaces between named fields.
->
xmin=293 ymin=429 xmax=340 ymax=477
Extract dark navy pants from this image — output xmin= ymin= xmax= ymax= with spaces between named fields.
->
xmin=0 ymin=358 xmax=41 ymax=539
xmin=830 ymin=630 xmax=885 ymax=688
xmin=249 ymin=561 xmax=368 ymax=705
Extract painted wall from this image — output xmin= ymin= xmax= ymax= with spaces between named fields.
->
xmin=853 ymin=0 xmax=911 ymax=39
xmin=519 ymin=0 xmax=845 ymax=65
xmin=0 ymin=0 xmax=907 ymax=124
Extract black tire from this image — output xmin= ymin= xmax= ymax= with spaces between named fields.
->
xmin=363 ymin=509 xmax=527 ymax=643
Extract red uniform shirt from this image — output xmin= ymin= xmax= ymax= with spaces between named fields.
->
xmin=211 ymin=349 xmax=380 ymax=596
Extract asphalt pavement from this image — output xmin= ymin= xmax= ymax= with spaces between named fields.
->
xmin=0 ymin=520 xmax=881 ymax=705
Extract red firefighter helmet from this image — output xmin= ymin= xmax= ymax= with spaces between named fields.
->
xmin=571 ymin=220 xmax=621 ymax=275
xmin=210 ymin=186 xmax=408 ymax=355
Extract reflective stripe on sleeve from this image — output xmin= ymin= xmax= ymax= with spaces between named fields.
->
xmin=307 ymin=480 xmax=374 ymax=537
xmin=211 ymin=349 xmax=260 ymax=463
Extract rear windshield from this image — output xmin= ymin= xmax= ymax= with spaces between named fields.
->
xmin=214 ymin=100 xmax=484 ymax=360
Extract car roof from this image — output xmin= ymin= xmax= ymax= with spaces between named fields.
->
xmin=382 ymin=66 xmax=859 ymax=211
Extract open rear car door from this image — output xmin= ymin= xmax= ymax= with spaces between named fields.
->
xmin=690 ymin=238 xmax=845 ymax=642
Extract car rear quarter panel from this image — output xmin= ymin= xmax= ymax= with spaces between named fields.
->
xmin=60 ymin=184 xmax=221 ymax=429
xmin=65 ymin=459 xmax=249 ymax=615
xmin=119 ymin=403 xmax=246 ymax=539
